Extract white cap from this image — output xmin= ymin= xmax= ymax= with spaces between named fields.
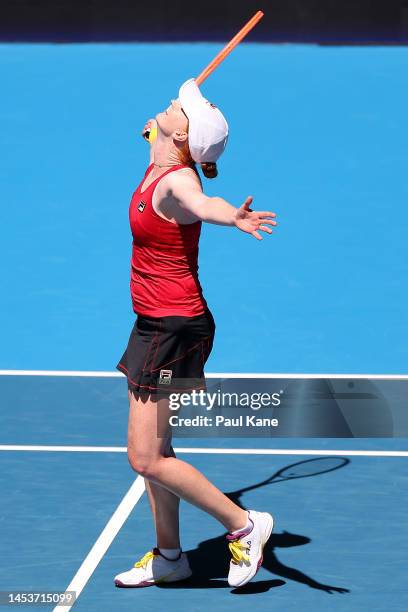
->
xmin=178 ymin=78 xmax=229 ymax=164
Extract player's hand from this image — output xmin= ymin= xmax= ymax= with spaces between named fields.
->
xmin=142 ymin=118 xmax=157 ymax=141
xmin=234 ymin=196 xmax=277 ymax=240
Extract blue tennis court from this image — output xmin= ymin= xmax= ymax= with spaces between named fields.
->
xmin=1 ymin=41 xmax=407 ymax=611
xmin=1 ymin=373 xmax=407 ymax=611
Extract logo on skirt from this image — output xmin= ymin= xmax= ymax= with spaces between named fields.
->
xmin=138 ymin=200 xmax=146 ymax=213
xmin=159 ymin=369 xmax=173 ymax=385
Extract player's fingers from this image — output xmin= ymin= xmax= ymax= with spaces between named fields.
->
xmin=259 ymin=225 xmax=273 ymax=234
xmin=258 ymin=211 xmax=277 ymax=218
xmin=142 ymin=118 xmax=156 ymax=136
xmin=242 ymin=195 xmax=253 ymax=210
xmin=258 ymin=219 xmax=277 ymax=227
xmin=251 ymin=230 xmax=262 ymax=240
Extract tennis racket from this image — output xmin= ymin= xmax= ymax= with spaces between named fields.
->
xmin=143 ymin=10 xmax=264 ymax=141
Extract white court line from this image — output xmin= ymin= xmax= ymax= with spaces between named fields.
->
xmin=176 ymin=447 xmax=408 ymax=457
xmin=0 ymin=445 xmax=127 ymax=453
xmin=0 ymin=444 xmax=407 ymax=457
xmin=0 ymin=370 xmax=124 ymax=377
xmin=0 ymin=369 xmax=407 ymax=379
xmin=54 ymin=476 xmax=145 ymax=612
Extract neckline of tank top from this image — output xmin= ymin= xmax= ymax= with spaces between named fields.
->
xmin=139 ymin=163 xmax=190 ymax=195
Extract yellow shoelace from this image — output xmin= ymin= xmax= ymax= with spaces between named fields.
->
xmin=134 ymin=550 xmax=157 ymax=569
xmin=228 ymin=540 xmax=250 ymax=565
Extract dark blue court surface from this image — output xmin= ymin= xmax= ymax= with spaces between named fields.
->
xmin=0 ymin=373 xmax=407 ymax=611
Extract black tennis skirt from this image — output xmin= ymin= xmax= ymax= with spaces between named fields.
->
xmin=116 ymin=308 xmax=215 ymax=395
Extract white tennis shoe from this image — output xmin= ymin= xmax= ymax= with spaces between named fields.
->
xmin=227 ymin=510 xmax=274 ymax=588
xmin=114 ymin=548 xmax=192 ymax=587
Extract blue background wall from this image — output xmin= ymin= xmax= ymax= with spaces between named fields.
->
xmin=1 ymin=43 xmax=407 ymax=373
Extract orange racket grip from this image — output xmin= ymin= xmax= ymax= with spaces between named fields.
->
xmin=195 ymin=10 xmax=264 ymax=86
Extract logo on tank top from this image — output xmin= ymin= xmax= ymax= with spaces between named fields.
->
xmin=138 ymin=200 xmax=146 ymax=213
xmin=159 ymin=369 xmax=173 ymax=385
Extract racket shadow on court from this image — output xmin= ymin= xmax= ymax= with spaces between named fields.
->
xmin=158 ymin=457 xmax=350 ymax=594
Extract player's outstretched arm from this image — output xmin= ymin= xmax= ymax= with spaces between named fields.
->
xmin=168 ymin=172 xmax=278 ymax=240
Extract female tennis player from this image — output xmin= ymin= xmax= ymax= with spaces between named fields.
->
xmin=114 ymin=78 xmax=277 ymax=589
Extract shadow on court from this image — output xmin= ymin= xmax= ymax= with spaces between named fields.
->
xmin=159 ymin=457 xmax=350 ymax=594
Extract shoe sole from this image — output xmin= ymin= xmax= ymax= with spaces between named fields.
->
xmin=229 ymin=512 xmax=274 ymax=588
xmin=114 ymin=569 xmax=192 ymax=588
xmin=115 ymin=579 xmax=155 ymax=588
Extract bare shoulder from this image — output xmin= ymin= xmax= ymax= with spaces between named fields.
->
xmin=164 ymin=166 xmax=203 ymax=193
xmin=153 ymin=165 xmax=204 ymax=223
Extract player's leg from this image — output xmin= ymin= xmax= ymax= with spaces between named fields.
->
xmin=116 ymin=391 xmax=273 ymax=589
xmin=114 ymin=392 xmax=188 ymax=587
xmin=127 ymin=390 xmax=248 ymax=532
xmin=127 ymin=390 xmax=181 ymax=549
xmin=144 ymin=438 xmax=181 ymax=550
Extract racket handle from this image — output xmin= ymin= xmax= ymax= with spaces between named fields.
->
xmin=195 ymin=10 xmax=264 ymax=86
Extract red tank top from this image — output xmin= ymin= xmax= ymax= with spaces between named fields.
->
xmin=128 ymin=163 xmax=207 ymax=317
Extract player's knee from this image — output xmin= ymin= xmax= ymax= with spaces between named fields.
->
xmin=128 ymin=450 xmax=159 ymax=479
xmin=127 ymin=448 xmax=146 ymax=474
